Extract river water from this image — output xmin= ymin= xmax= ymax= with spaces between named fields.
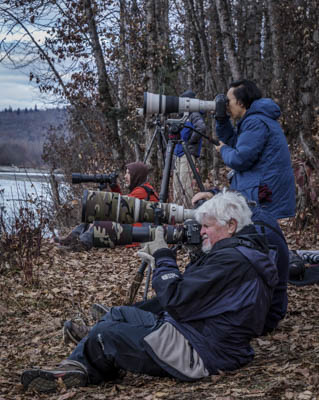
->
xmin=0 ymin=168 xmax=64 ymax=227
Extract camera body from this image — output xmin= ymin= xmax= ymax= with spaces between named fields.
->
xmin=166 ymin=121 xmax=181 ymax=136
xmin=214 ymin=94 xmax=229 ymax=121
xmin=165 ymin=114 xmax=189 ymax=139
xmin=72 ymin=172 xmax=118 ymax=186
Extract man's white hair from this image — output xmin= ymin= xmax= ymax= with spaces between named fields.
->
xmin=194 ymin=188 xmax=252 ymax=232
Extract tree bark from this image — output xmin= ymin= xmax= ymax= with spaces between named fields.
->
xmin=82 ymin=0 xmax=122 ymax=159
xmin=215 ymin=0 xmax=241 ymax=80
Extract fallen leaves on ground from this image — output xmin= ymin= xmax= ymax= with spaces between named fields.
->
xmin=1 ymin=228 xmax=319 ymax=400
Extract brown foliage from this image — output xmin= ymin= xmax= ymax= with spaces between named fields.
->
xmin=1 ymin=223 xmax=319 ymax=399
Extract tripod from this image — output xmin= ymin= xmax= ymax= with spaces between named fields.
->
xmin=127 ymin=115 xmax=219 ymax=303
xmin=143 ymin=115 xmax=167 ymax=165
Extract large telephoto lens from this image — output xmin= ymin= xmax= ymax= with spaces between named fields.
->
xmin=92 ymin=221 xmax=187 ymax=248
xmin=143 ymin=92 xmax=216 ymax=115
xmin=72 ymin=173 xmax=95 ymax=184
xmin=81 ymin=190 xmax=195 ymax=225
xmin=72 ymin=173 xmax=116 ymax=185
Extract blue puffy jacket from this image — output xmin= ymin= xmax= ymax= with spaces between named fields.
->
xmin=216 ymin=98 xmax=296 ymax=219
xmin=151 ymin=225 xmax=278 ymax=376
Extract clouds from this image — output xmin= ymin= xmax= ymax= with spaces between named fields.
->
xmin=0 ymin=64 xmax=48 ymax=111
xmin=0 ymin=8 xmax=60 ymax=111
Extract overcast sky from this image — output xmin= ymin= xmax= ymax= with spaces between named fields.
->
xmin=0 ymin=64 xmax=51 ymax=111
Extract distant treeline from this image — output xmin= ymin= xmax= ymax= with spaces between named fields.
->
xmin=0 ymin=108 xmax=69 ymax=167
xmin=1 ymin=105 xmax=67 ymax=113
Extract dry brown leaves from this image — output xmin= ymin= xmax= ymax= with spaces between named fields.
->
xmin=1 ymin=229 xmax=319 ymax=400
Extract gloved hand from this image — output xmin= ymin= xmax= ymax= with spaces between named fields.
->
xmin=258 ymin=184 xmax=272 ymax=203
xmin=214 ymin=94 xmax=229 ymax=121
xmin=137 ymin=226 xmax=168 ymax=269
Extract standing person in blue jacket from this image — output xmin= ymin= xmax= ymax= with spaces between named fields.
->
xmin=214 ymin=79 xmax=295 ymax=219
xmin=173 ymin=90 xmax=206 ymax=208
xmin=21 ymin=189 xmax=278 ymax=392
xmin=192 ymin=80 xmax=295 ymax=334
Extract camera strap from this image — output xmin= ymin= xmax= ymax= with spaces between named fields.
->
xmin=139 ymin=184 xmax=159 ymax=201
xmin=253 ymin=220 xmax=287 ymax=243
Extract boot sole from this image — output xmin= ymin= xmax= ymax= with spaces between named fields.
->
xmin=22 ymin=369 xmax=87 ymax=392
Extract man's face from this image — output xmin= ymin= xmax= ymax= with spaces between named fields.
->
xmin=124 ymin=169 xmax=131 ymax=187
xmin=200 ymin=216 xmax=236 ymax=253
xmin=226 ymin=87 xmax=246 ymax=120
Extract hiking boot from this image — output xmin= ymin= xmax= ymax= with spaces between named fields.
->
xmin=21 ymin=362 xmax=87 ymax=393
xmin=57 ymin=233 xmax=79 ymax=246
xmin=57 ymin=224 xmax=89 ymax=246
xmin=63 ymin=319 xmax=90 ymax=345
xmin=58 ymin=239 xmax=92 ymax=253
xmin=90 ymin=303 xmax=110 ymax=322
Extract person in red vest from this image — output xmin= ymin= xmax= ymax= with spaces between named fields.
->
xmin=55 ymin=162 xmax=159 ymax=251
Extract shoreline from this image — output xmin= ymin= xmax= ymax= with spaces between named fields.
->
xmin=0 ymin=166 xmax=62 ymax=173
xmin=0 ymin=167 xmax=64 ymax=182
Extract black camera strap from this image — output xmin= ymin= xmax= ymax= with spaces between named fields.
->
xmin=253 ymin=220 xmax=287 ymax=243
xmin=139 ymin=184 xmax=159 ymax=201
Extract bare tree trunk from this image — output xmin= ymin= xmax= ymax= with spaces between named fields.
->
xmin=83 ymin=0 xmax=122 ymax=159
xmin=145 ymin=0 xmax=157 ymax=93
xmin=215 ymin=0 xmax=241 ymax=80
xmin=144 ymin=0 xmax=171 ymax=183
xmin=208 ymin=1 xmax=228 ymax=93
xmin=298 ymin=0 xmax=319 ymax=170
xmin=266 ymin=0 xmax=283 ymax=95
xmin=184 ymin=0 xmax=217 ymax=94
xmin=244 ymin=0 xmax=262 ymax=81
xmin=182 ymin=16 xmax=193 ymax=88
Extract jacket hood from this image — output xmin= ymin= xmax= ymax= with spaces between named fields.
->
xmin=126 ymin=162 xmax=149 ymax=192
xmin=246 ymin=98 xmax=281 ymax=121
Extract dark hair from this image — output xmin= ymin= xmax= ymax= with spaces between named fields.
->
xmin=229 ymin=79 xmax=262 ymax=109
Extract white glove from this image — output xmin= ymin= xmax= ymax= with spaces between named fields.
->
xmin=137 ymin=226 xmax=168 ymax=270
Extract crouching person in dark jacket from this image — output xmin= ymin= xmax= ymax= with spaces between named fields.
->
xmin=21 ymin=189 xmax=278 ymax=393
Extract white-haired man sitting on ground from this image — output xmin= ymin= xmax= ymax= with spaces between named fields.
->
xmin=21 ymin=189 xmax=278 ymax=393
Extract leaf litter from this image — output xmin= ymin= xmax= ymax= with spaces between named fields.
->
xmin=1 ymin=226 xmax=319 ymax=400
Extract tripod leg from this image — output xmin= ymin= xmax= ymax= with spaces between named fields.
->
xmin=160 ymin=127 xmax=167 ymax=162
xmin=159 ymin=140 xmax=176 ymax=203
xmin=173 ymin=160 xmax=188 ymax=200
xmin=182 ymin=142 xmax=205 ymax=192
xmin=173 ymin=155 xmax=195 ymax=207
xmin=143 ymin=126 xmax=159 ymax=164
xmin=143 ymin=263 xmax=152 ymax=301
xmin=156 ymin=128 xmax=167 ymax=168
